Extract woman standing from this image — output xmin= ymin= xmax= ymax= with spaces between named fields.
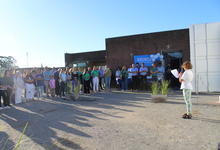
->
xmin=59 ymin=69 xmax=67 ymax=98
xmin=115 ymin=67 xmax=121 ymax=88
xmin=0 ymin=76 xmax=7 ymax=108
xmin=179 ymin=61 xmax=193 ymax=119
xmin=24 ymin=71 xmax=35 ymax=101
xmin=4 ymin=70 xmax=14 ymax=106
xmin=91 ymin=66 xmax=99 ymax=93
xmin=83 ymin=68 xmax=91 ymax=94
xmin=66 ymin=68 xmax=72 ymax=95
xmin=120 ymin=66 xmax=128 ymax=91
xmin=14 ymin=71 xmax=24 ymax=104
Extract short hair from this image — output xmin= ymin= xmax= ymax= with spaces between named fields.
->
xmin=182 ymin=61 xmax=192 ymax=69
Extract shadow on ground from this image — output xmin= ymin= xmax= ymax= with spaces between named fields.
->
xmin=0 ymin=91 xmax=149 ymax=150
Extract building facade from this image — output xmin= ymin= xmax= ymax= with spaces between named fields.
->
xmin=106 ymin=29 xmax=190 ymax=70
xmin=64 ymin=23 xmax=220 ymax=92
xmin=65 ymin=50 xmax=106 ymax=67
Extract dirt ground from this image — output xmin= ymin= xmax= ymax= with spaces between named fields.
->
xmin=0 ymin=91 xmax=220 ymax=150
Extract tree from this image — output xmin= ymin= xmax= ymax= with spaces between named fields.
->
xmin=0 ymin=56 xmax=17 ymax=70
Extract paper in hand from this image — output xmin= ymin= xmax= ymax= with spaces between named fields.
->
xmin=171 ymin=69 xmax=179 ymax=78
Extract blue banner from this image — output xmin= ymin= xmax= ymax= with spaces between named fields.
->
xmin=134 ymin=53 xmax=162 ymax=66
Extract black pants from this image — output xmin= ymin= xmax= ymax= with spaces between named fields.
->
xmin=55 ymin=79 xmax=60 ymax=96
xmin=89 ymin=78 xmax=93 ymax=90
xmin=131 ymin=76 xmax=138 ymax=90
xmin=152 ymin=76 xmax=158 ymax=82
xmin=99 ymin=77 xmax=104 ymax=90
xmin=140 ymin=76 xmax=147 ymax=90
xmin=84 ymin=80 xmax=90 ymax=94
xmin=60 ymin=81 xmax=66 ymax=96
xmin=0 ymin=90 xmax=6 ymax=107
xmin=5 ymin=89 xmax=11 ymax=106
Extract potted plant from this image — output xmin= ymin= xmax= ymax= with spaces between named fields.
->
xmin=151 ymin=80 xmax=169 ymax=103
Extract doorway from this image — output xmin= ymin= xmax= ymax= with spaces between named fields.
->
xmin=163 ymin=51 xmax=183 ymax=89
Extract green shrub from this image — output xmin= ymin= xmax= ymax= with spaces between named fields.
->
xmin=161 ymin=80 xmax=170 ymax=95
xmin=151 ymin=81 xmax=159 ymax=95
xmin=151 ymin=80 xmax=170 ymax=95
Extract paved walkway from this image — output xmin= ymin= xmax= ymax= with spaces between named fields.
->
xmin=0 ymin=91 xmax=220 ymax=150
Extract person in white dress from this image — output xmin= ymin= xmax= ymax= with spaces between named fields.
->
xmin=14 ymin=71 xmax=25 ymax=104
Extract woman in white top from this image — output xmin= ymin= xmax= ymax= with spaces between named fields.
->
xmin=115 ymin=67 xmax=121 ymax=86
xmin=179 ymin=61 xmax=193 ymax=119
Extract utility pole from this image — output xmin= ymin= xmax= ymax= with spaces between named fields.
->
xmin=26 ymin=52 xmax=29 ymax=67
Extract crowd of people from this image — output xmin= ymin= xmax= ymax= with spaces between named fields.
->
xmin=115 ymin=61 xmax=165 ymax=91
xmin=0 ymin=60 xmax=194 ymax=120
xmin=0 ymin=61 xmax=166 ymax=109
xmin=0 ymin=66 xmax=113 ymax=109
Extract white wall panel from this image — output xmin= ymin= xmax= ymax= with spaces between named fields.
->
xmin=190 ymin=22 xmax=220 ymax=92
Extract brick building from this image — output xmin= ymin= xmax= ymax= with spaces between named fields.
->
xmin=65 ymin=50 xmax=106 ymax=67
xmin=65 ymin=29 xmax=190 ymax=71
xmin=106 ymin=29 xmax=190 ymax=70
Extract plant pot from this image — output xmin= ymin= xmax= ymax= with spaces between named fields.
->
xmin=151 ymin=94 xmax=167 ymax=103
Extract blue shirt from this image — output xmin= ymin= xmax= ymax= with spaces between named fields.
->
xmin=60 ymin=72 xmax=67 ymax=82
xmin=127 ymin=68 xmax=132 ymax=79
xmin=99 ymin=69 xmax=104 ymax=77
xmin=157 ymin=66 xmax=165 ymax=73
xmin=54 ymin=71 xmax=59 ymax=80
xmin=139 ymin=67 xmax=148 ymax=76
xmin=35 ymin=74 xmax=44 ymax=86
xmin=130 ymin=67 xmax=138 ymax=76
xmin=43 ymin=70 xmax=51 ymax=81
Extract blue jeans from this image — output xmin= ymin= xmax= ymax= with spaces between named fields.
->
xmin=127 ymin=78 xmax=132 ymax=90
xmin=36 ymin=86 xmax=44 ymax=98
xmin=121 ymin=78 xmax=128 ymax=90
xmin=105 ymin=77 xmax=111 ymax=89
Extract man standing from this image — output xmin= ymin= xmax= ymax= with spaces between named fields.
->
xmin=104 ymin=66 xmax=112 ymax=92
xmin=35 ymin=69 xmax=44 ymax=99
xmin=43 ymin=67 xmax=51 ymax=97
xmin=54 ymin=69 xmax=60 ymax=96
xmin=99 ymin=66 xmax=104 ymax=90
xmin=130 ymin=64 xmax=139 ymax=91
xmin=139 ymin=63 xmax=148 ymax=90
xmin=157 ymin=61 xmax=165 ymax=82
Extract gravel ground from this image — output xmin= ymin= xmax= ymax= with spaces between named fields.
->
xmin=0 ymin=91 xmax=220 ymax=150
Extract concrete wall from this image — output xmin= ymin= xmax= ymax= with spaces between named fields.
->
xmin=190 ymin=22 xmax=220 ymax=92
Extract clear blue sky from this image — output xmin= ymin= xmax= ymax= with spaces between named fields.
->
xmin=0 ymin=0 xmax=219 ymax=67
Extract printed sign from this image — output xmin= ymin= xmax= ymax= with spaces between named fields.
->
xmin=134 ymin=53 xmax=163 ymax=66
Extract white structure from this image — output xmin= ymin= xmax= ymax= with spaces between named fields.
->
xmin=190 ymin=22 xmax=220 ymax=92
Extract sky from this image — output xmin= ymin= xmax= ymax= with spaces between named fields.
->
xmin=0 ymin=0 xmax=219 ymax=68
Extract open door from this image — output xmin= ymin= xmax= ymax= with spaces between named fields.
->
xmin=163 ymin=51 xmax=183 ymax=89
